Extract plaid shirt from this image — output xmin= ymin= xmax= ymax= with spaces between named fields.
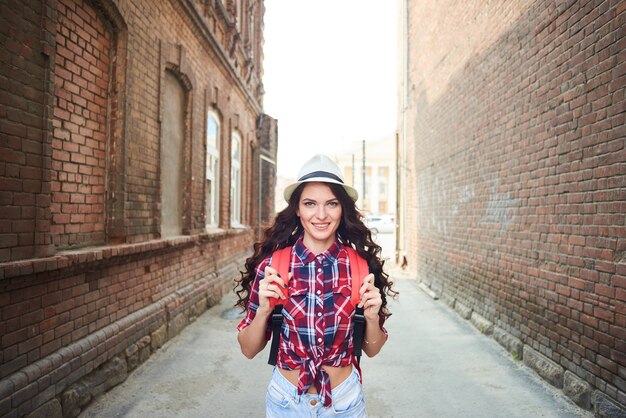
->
xmin=238 ymin=236 xmax=386 ymax=406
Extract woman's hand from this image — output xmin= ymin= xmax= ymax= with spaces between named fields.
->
xmin=359 ymin=273 xmax=387 ymax=357
xmin=257 ymin=266 xmax=288 ymax=312
xmin=237 ymin=266 xmax=288 ymax=359
xmin=358 ymin=273 xmax=382 ymax=321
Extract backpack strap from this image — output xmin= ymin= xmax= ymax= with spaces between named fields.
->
xmin=268 ymin=304 xmax=283 ymax=366
xmin=345 ymin=247 xmax=368 ymax=307
xmin=269 ymin=247 xmax=291 ymax=310
xmin=267 ymin=247 xmax=290 ymax=365
xmin=345 ymin=247 xmax=369 ymax=365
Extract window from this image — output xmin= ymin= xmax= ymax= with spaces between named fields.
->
xmin=160 ymin=71 xmax=185 ymax=237
xmin=231 ymin=131 xmax=241 ymax=226
xmin=378 ymin=166 xmax=388 ymax=196
xmin=206 ymin=111 xmax=220 ymax=228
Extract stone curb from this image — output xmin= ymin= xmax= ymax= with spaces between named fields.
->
xmin=470 ymin=312 xmax=494 ymax=335
xmin=417 ymin=280 xmax=626 ymax=417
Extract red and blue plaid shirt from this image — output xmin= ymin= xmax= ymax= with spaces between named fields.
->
xmin=238 ymin=235 xmax=386 ymax=406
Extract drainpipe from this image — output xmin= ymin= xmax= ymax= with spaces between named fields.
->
xmin=396 ymin=0 xmax=409 ymax=268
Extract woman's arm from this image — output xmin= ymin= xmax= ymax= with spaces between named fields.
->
xmin=237 ymin=265 xmax=287 ymax=359
xmin=358 ymin=273 xmax=387 ymax=357
xmin=237 ymin=305 xmax=272 ymax=359
xmin=362 ymin=317 xmax=387 ymax=357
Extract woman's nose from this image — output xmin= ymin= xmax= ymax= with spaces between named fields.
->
xmin=316 ymin=206 xmax=327 ymax=219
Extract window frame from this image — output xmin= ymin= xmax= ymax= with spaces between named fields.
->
xmin=205 ymin=110 xmax=220 ymax=229
xmin=230 ymin=130 xmax=242 ymax=226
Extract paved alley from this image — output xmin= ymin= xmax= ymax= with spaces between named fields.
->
xmin=81 ymin=276 xmax=591 ymax=418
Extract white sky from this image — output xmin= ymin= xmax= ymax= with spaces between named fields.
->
xmin=262 ymin=0 xmax=399 ymax=178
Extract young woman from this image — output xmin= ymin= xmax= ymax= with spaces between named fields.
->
xmin=235 ymin=154 xmax=396 ymax=417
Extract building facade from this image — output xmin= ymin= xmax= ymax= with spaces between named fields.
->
xmin=0 ymin=0 xmax=276 ymax=416
xmin=335 ymin=136 xmax=396 ymax=217
xmin=398 ymin=0 xmax=625 ymax=414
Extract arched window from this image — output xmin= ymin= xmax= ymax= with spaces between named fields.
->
xmin=206 ymin=111 xmax=220 ymax=228
xmin=230 ymin=131 xmax=241 ymax=226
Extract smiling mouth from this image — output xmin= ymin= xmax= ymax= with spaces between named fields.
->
xmin=312 ymin=223 xmax=330 ymax=229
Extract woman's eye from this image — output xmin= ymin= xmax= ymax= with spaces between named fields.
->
xmin=304 ymin=202 xmax=315 ymax=207
xmin=328 ymin=201 xmax=338 ymax=208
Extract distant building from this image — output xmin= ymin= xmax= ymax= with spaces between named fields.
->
xmin=335 ymin=136 xmax=396 ymax=216
xmin=0 ymin=0 xmax=275 ymax=415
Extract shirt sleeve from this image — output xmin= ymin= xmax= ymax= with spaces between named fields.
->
xmin=236 ymin=256 xmax=272 ymax=340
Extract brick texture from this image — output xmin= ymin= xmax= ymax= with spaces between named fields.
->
xmin=400 ymin=0 xmax=625 ymax=410
xmin=0 ymin=0 xmax=54 ymax=262
xmin=51 ymin=0 xmax=109 ymax=248
xmin=0 ymin=0 xmax=274 ymax=416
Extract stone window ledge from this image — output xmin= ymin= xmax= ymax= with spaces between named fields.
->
xmin=0 ymin=227 xmax=251 ymax=281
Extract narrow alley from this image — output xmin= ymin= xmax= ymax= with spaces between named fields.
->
xmin=2 ymin=2 xmax=624 ymax=417
xmin=81 ymin=273 xmax=590 ymax=418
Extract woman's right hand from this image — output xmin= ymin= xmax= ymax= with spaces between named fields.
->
xmin=258 ymin=266 xmax=288 ymax=311
xmin=237 ymin=266 xmax=288 ymax=359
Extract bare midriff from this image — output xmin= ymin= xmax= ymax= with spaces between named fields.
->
xmin=278 ymin=365 xmax=353 ymax=394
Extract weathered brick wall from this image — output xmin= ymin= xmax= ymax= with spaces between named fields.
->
xmin=0 ymin=230 xmax=252 ymax=416
xmin=402 ymin=0 xmax=625 ymax=412
xmin=1 ymin=0 xmax=270 ymax=258
xmin=52 ymin=0 xmax=110 ymax=248
xmin=1 ymin=231 xmax=247 ymax=371
xmin=0 ymin=1 xmax=55 ymax=261
xmin=0 ymin=0 xmax=272 ymax=416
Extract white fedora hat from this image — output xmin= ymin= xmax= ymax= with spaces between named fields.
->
xmin=283 ymin=154 xmax=359 ymax=202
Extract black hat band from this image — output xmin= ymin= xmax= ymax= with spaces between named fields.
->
xmin=298 ymin=171 xmax=344 ymax=183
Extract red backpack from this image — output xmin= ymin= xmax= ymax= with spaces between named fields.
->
xmin=267 ymin=246 xmax=368 ymax=366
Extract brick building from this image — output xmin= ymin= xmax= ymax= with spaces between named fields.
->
xmin=397 ymin=0 xmax=625 ymax=414
xmin=0 ymin=0 xmax=276 ymax=416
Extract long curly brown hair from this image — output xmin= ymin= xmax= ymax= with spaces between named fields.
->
xmin=235 ymin=182 xmax=397 ymax=324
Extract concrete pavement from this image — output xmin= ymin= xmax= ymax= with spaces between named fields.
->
xmin=81 ymin=275 xmax=591 ymax=418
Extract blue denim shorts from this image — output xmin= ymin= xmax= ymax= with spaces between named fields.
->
xmin=265 ymin=367 xmax=368 ymax=417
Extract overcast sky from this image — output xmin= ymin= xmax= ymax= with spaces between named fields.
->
xmin=262 ymin=1 xmax=399 ymax=178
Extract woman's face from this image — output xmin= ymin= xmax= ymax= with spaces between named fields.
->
xmin=297 ymin=182 xmax=342 ymax=254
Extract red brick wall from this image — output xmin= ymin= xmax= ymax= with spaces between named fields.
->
xmin=0 ymin=0 xmax=270 ymax=258
xmin=0 ymin=230 xmax=250 ymax=375
xmin=51 ymin=0 xmax=109 ymax=248
xmin=0 ymin=1 xmax=54 ymax=262
xmin=402 ymin=0 xmax=625 ymax=409
xmin=0 ymin=0 xmax=273 ymax=416
xmin=0 ymin=229 xmax=252 ymax=416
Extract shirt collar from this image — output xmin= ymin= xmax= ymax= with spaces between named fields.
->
xmin=294 ymin=234 xmax=341 ymax=265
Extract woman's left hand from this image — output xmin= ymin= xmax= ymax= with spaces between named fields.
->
xmin=358 ymin=273 xmax=382 ymax=320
